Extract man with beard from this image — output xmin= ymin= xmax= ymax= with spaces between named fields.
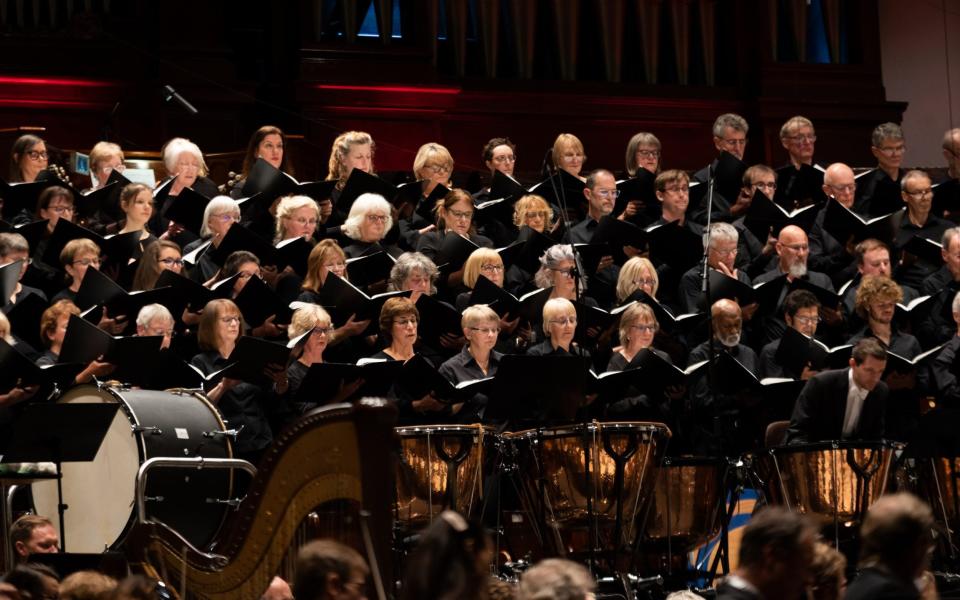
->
xmin=785 ymin=337 xmax=888 ymax=444
xmin=684 ymin=299 xmax=760 ymax=454
xmin=753 ymin=225 xmax=837 ymax=345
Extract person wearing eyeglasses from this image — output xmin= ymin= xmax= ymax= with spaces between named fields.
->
xmin=474 ymin=137 xmax=523 ymax=245
xmin=416 ymin=189 xmax=493 ymax=291
xmin=753 ymin=225 xmax=837 ymax=346
xmin=526 ymin=297 xmax=589 ymax=359
xmin=87 ymin=141 xmax=126 ymax=192
xmin=297 ymin=239 xmax=373 ymax=363
xmin=275 ymin=194 xmax=320 ymax=244
xmin=602 ymin=302 xmax=675 ymax=422
xmin=840 ymin=239 xmax=918 ymax=331
xmin=293 ymin=538 xmax=371 ymax=600
xmin=855 ymin=122 xmax=908 ymax=217
xmin=388 ymin=251 xmax=439 ymax=303
xmin=689 ymin=113 xmax=749 ymax=224
xmin=806 ymin=162 xmax=864 ymax=288
xmin=152 ymin=137 xmax=218 ymax=245
xmin=933 ymin=127 xmax=960 ymax=222
xmin=51 ymin=237 xmax=102 ymax=305
xmin=773 ymin=115 xmax=826 ymax=210
xmin=893 ymin=170 xmax=951 ymax=290
xmin=730 ymin=165 xmax=779 ymax=277
xmin=648 ymin=170 xmax=704 ymax=308
xmin=285 ymin=304 xmax=360 ymax=413
xmin=131 ymin=240 xmax=183 ymax=291
xmin=341 ymin=192 xmax=400 ymax=260
xmin=210 ymin=250 xmax=286 ymax=340
xmin=8 ymin=134 xmax=48 ymax=184
xmin=456 ymin=248 xmax=520 ymax=352
xmin=398 ymin=142 xmax=454 ymax=249
xmin=0 ymin=232 xmax=47 ymax=309
xmin=191 ymin=298 xmax=285 ymax=464
xmin=439 ymin=304 xmax=503 ymax=421
xmin=677 ymin=222 xmax=755 ymax=316
xmin=183 ymin=195 xmax=241 ymax=284
xmin=135 ymin=303 xmax=176 ymax=351
xmin=758 ymin=289 xmax=822 ymax=380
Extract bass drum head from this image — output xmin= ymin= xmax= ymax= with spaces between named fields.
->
xmin=32 ymin=386 xmax=140 ymax=553
xmin=32 ymin=386 xmax=233 ymax=553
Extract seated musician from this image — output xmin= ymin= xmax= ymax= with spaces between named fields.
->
xmin=526 ymin=297 xmax=590 ymax=359
xmin=0 ymin=232 xmax=47 ymax=307
xmin=10 ymin=514 xmax=60 ymax=562
xmin=369 ymin=296 xmax=446 ymax=420
xmin=785 ymin=337 xmax=889 ymax=445
xmin=135 ymin=303 xmax=175 ymax=350
xmin=292 ymin=539 xmax=369 ymax=600
xmin=36 ymin=299 xmax=115 ymax=384
xmin=685 ymin=298 xmax=759 ymax=454
xmin=439 ymin=304 xmax=502 ymax=421
xmin=191 ymin=298 xmax=288 ymax=464
xmin=602 ymin=302 xmax=674 ymax=422
xmin=758 ymin=289 xmax=821 ymax=380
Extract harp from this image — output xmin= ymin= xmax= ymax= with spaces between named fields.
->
xmin=125 ymin=400 xmax=397 ymax=599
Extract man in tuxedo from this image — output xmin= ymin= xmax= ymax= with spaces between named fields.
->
xmin=846 ymin=493 xmax=934 ymax=600
xmin=716 ymin=506 xmax=816 ymax=600
xmin=785 ymin=337 xmax=888 ymax=444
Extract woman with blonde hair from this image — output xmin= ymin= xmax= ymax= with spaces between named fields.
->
xmin=399 ymin=142 xmax=454 ymax=248
xmin=274 ymin=194 xmax=320 ymax=243
xmin=551 ymin=133 xmax=587 ymax=181
xmin=615 ymin=256 xmax=660 ymax=304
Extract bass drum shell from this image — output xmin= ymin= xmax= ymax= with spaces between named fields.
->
xmin=32 ymin=385 xmax=232 ymax=553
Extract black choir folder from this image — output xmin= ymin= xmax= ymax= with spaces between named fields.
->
xmin=58 ymin=314 xmax=164 ymax=382
xmin=0 ymin=338 xmax=83 ymax=390
xmin=485 ymin=355 xmax=588 ymax=424
xmin=296 ymin=359 xmax=404 ymax=402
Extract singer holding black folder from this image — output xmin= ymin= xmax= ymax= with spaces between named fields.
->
xmin=368 ymin=297 xmax=446 ymax=420
xmin=399 ymin=143 xmax=453 ymax=248
xmin=191 ymin=299 xmax=286 ymax=463
xmin=285 ymin=304 xmax=360 ymax=413
xmin=182 ymin=196 xmax=241 ymax=284
xmin=526 ymin=297 xmax=590 ymax=360
xmin=229 ymin=125 xmax=293 ymax=200
xmin=35 ymin=300 xmax=114 ymax=384
xmin=603 ymin=303 xmax=674 ymax=422
xmin=438 ymin=305 xmax=502 ymax=422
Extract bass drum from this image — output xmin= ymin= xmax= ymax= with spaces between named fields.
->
xmin=32 ymin=385 xmax=233 ymax=553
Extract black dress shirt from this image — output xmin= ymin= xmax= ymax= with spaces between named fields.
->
xmin=855 ymin=167 xmax=905 ymax=217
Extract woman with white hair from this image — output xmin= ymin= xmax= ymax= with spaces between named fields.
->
xmin=151 ymin=137 xmax=218 ymax=245
xmin=274 ymin=195 xmax=320 ymax=244
xmin=534 ymin=244 xmax=596 ymax=307
xmin=340 ymin=192 xmax=400 ymax=258
xmin=182 ymin=195 xmax=241 ymax=284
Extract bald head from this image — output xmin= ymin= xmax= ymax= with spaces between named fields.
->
xmin=711 ymin=299 xmax=743 ymax=347
xmin=822 ymin=163 xmax=856 ymax=208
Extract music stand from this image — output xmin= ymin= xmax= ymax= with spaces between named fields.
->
xmin=485 ymin=354 xmax=586 ymax=425
xmin=2 ymin=403 xmax=119 ymax=552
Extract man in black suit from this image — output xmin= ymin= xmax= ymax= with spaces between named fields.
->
xmin=785 ymin=337 xmax=889 ymax=444
xmin=716 ymin=506 xmax=817 ymax=600
xmin=845 ymin=493 xmax=934 ymax=600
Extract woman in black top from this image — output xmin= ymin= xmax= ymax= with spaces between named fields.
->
xmin=182 ymin=196 xmax=241 ymax=284
xmin=526 ymin=297 xmax=591 ymax=360
xmin=285 ymin=304 xmax=347 ymax=413
xmin=439 ymin=305 xmax=502 ymax=422
xmin=190 ymin=299 xmax=284 ymax=464
xmin=415 ymin=188 xmax=493 ymax=272
xmin=151 ymin=137 xmax=219 ymax=245
xmin=340 ymin=192 xmax=401 ymax=259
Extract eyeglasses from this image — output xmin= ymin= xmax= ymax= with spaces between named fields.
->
xmin=448 ymin=209 xmax=474 ymax=221
xmin=551 ymin=268 xmax=576 ymax=279
xmin=793 ymin=315 xmax=821 ymax=326
xmin=492 ymin=155 xmax=516 ymax=163
xmin=395 ymin=317 xmax=418 ymax=327
xmin=26 ymin=150 xmax=48 ymax=161
xmin=720 ymin=138 xmax=747 ymax=147
xmin=323 ymin=261 xmax=347 ymax=270
xmin=633 ymin=278 xmax=657 ymax=287
xmin=423 ymin=164 xmax=451 ymax=175
xmin=549 ymin=316 xmax=578 ymax=326
xmin=636 ymin=149 xmax=661 ymax=159
xmin=312 ymin=326 xmax=335 ymax=336
xmin=827 ymin=184 xmax=856 ymax=194
xmin=664 ymin=186 xmax=689 ymax=194
xmin=214 ymin=214 xmax=238 ymax=223
xmin=752 ymin=182 xmax=777 ymax=191
xmin=787 ymin=134 xmax=817 ymax=144
xmin=47 ymin=204 xmax=75 ymax=214
xmin=711 ymin=247 xmax=738 ymax=256
xmin=159 ymin=257 xmax=184 ymax=267
xmin=876 ymin=144 xmax=906 ymax=156
xmin=526 ymin=211 xmax=550 ymax=220
xmin=365 ymin=214 xmax=389 ymax=223
xmin=480 ymin=263 xmax=504 ymax=273
xmin=630 ymin=324 xmax=656 ymax=333
xmin=220 ymin=316 xmax=241 ymax=325
xmin=177 ymin=161 xmax=200 ymax=170
xmin=469 ymin=326 xmax=501 ymax=335
xmin=72 ymin=257 xmax=101 ymax=267
xmin=238 ymin=270 xmax=262 ymax=280
xmin=4 ymin=257 xmax=32 ymax=267
xmin=287 ymin=216 xmax=318 ymax=226
xmin=147 ymin=327 xmax=176 ymax=337
xmin=593 ymin=189 xmax=620 ymax=199
xmin=98 ymin=164 xmax=126 ymax=174
xmin=904 ymin=188 xmax=933 ymax=199
xmin=561 ymin=152 xmax=584 ymax=162
xmin=781 ymin=243 xmax=809 ymax=252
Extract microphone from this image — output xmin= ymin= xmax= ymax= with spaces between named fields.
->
xmin=541 ymin=147 xmax=555 ymax=177
xmin=162 ymin=85 xmax=199 ymax=116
